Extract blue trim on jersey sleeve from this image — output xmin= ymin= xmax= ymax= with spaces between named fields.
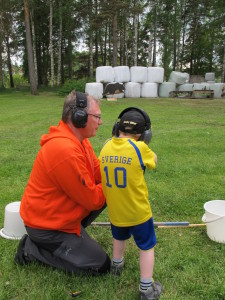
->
xmin=128 ymin=139 xmax=145 ymax=171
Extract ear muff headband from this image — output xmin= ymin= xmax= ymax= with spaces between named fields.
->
xmin=112 ymin=107 xmax=152 ymax=144
xmin=70 ymin=92 xmax=88 ymax=128
xmin=118 ymin=107 xmax=151 ymax=132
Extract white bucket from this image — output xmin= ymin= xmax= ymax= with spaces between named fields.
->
xmin=0 ymin=201 xmax=27 ymax=240
xmin=202 ymin=200 xmax=225 ymax=243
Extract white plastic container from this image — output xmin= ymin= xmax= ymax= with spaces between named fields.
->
xmin=0 ymin=201 xmax=26 ymax=240
xmin=202 ymin=200 xmax=225 ymax=243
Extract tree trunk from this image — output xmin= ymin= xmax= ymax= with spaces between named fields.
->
xmin=68 ymin=31 xmax=72 ymax=79
xmin=24 ymin=0 xmax=37 ymax=95
xmin=190 ymin=17 xmax=197 ymax=75
xmin=61 ymin=38 xmax=65 ymax=84
xmin=30 ymin=9 xmax=38 ymax=86
xmin=6 ymin=35 xmax=14 ymax=88
xmin=103 ymin=24 xmax=107 ymax=66
xmin=57 ymin=0 xmax=62 ymax=86
xmin=94 ymin=0 xmax=98 ymax=67
xmin=49 ymin=0 xmax=54 ymax=88
xmin=173 ymin=1 xmax=177 ymax=71
xmin=124 ymin=20 xmax=128 ymax=66
xmin=222 ymin=38 xmax=225 ymax=83
xmin=133 ymin=14 xmax=138 ymax=66
xmin=152 ymin=0 xmax=157 ymax=67
xmin=180 ymin=0 xmax=186 ymax=70
xmin=120 ymin=29 xmax=123 ymax=66
xmin=108 ymin=24 xmax=112 ymax=66
xmin=148 ymin=33 xmax=153 ymax=67
xmin=113 ymin=12 xmax=118 ymax=67
xmin=89 ymin=34 xmax=93 ymax=77
xmin=0 ymin=12 xmax=4 ymax=88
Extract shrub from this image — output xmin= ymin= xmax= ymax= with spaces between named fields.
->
xmin=5 ymin=74 xmax=29 ymax=88
xmin=58 ymin=77 xmax=95 ymax=96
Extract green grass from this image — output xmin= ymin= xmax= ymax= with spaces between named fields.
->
xmin=0 ymin=90 xmax=225 ymax=299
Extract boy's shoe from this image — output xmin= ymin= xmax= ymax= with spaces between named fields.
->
xmin=110 ymin=259 xmax=125 ymax=275
xmin=139 ymin=281 xmax=162 ymax=300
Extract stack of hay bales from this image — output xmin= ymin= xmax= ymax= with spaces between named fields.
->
xmin=141 ymin=67 xmax=164 ymax=98
xmin=125 ymin=66 xmax=147 ymax=98
xmin=159 ymin=71 xmax=187 ymax=97
xmin=85 ymin=66 xmax=115 ymax=99
xmin=204 ymin=73 xmax=225 ymax=98
xmin=85 ymin=67 xmax=225 ymax=99
xmin=85 ymin=66 xmax=164 ymax=99
xmin=108 ymin=66 xmax=130 ymax=98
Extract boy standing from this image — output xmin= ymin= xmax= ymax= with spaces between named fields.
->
xmin=99 ymin=107 xmax=162 ymax=300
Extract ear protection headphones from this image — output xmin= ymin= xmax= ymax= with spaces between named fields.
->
xmin=112 ymin=107 xmax=152 ymax=144
xmin=69 ymin=92 xmax=88 ymax=128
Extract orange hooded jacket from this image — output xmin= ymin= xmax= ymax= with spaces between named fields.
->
xmin=20 ymin=120 xmax=105 ymax=235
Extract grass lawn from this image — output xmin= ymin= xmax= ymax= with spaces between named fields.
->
xmin=0 ymin=89 xmax=225 ymax=300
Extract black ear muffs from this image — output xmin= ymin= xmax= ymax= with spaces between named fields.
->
xmin=138 ymin=129 xmax=152 ymax=144
xmin=70 ymin=92 xmax=88 ymax=128
xmin=112 ymin=107 xmax=152 ymax=144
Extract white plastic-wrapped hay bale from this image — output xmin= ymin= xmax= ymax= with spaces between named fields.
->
xmin=96 ymin=66 xmax=115 ymax=83
xmin=193 ymin=83 xmax=211 ymax=90
xmin=124 ymin=82 xmax=141 ymax=98
xmin=192 ymin=83 xmax=212 ymax=98
xmin=177 ymin=83 xmax=193 ymax=92
xmin=183 ymin=72 xmax=190 ymax=83
xmin=209 ymin=83 xmax=225 ymax=98
xmin=130 ymin=66 xmax=147 ymax=83
xmin=205 ymin=72 xmax=215 ymax=82
xmin=85 ymin=82 xmax=103 ymax=99
xmin=159 ymin=82 xmax=176 ymax=98
xmin=147 ymin=67 xmax=164 ymax=83
xmin=168 ymin=71 xmax=187 ymax=85
xmin=113 ymin=66 xmax=130 ymax=83
xmin=141 ymin=83 xmax=158 ymax=98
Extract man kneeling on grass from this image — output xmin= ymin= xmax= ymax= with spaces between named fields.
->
xmin=99 ymin=107 xmax=162 ymax=300
xmin=15 ymin=90 xmax=111 ymax=275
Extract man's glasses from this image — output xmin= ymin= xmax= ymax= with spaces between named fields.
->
xmin=88 ymin=113 xmax=102 ymax=122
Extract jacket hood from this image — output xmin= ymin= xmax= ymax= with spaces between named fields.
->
xmin=40 ymin=120 xmax=77 ymax=147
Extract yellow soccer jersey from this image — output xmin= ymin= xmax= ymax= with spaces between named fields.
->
xmin=99 ymin=137 xmax=156 ymax=227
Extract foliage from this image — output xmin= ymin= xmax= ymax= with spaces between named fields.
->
xmin=1 ymin=0 xmax=224 ymax=88
xmin=4 ymin=74 xmax=29 ymax=88
xmin=0 ymin=90 xmax=225 ymax=299
xmin=58 ymin=77 xmax=95 ymax=96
